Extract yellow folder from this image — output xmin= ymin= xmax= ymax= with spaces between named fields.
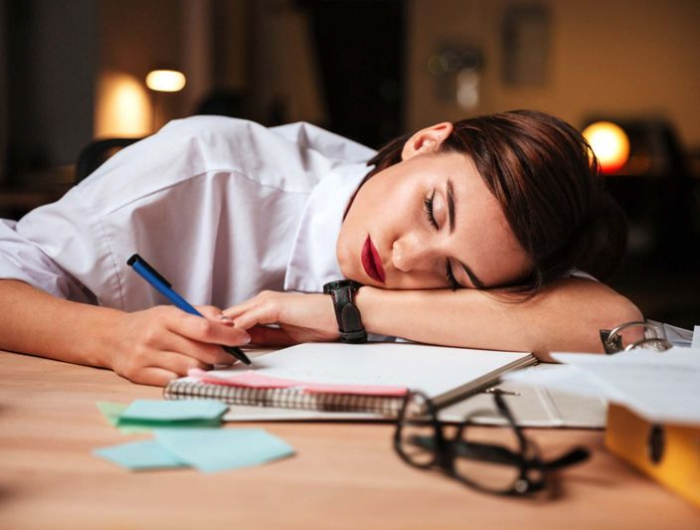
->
xmin=605 ymin=403 xmax=700 ymax=508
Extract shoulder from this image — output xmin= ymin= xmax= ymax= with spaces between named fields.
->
xmin=158 ymin=115 xmax=270 ymax=146
xmin=270 ymin=122 xmax=376 ymax=163
xmin=159 ymin=117 xmax=375 ymax=164
xmin=78 ymin=117 xmax=316 ymax=205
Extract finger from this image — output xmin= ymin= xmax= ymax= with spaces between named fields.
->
xmin=167 ymin=313 xmax=251 ymax=349
xmin=230 ymin=304 xmax=280 ymax=331
xmin=148 ymin=351 xmax=211 ymax=377
xmin=131 ymin=367 xmax=180 ymax=387
xmin=197 ymin=305 xmax=234 ymax=326
xmin=222 ymin=299 xmax=259 ymax=320
xmin=158 ymin=331 xmax=235 ymax=366
xmin=247 ymin=325 xmax=296 ymax=346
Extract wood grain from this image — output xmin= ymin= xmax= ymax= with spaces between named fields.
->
xmin=0 ymin=351 xmax=697 ymax=529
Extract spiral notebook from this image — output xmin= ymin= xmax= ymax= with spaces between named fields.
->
xmin=164 ymin=343 xmax=536 ymax=417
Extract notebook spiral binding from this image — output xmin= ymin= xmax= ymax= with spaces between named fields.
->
xmin=163 ymin=379 xmax=404 ymax=416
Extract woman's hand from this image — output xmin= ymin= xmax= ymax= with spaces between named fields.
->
xmin=107 ymin=305 xmax=251 ymax=386
xmin=224 ymin=291 xmax=339 ymax=346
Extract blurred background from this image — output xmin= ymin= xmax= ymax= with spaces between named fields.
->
xmin=0 ymin=0 xmax=699 ymax=328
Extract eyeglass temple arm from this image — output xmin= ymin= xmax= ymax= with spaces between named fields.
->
xmin=409 ymin=434 xmax=522 ymax=467
xmin=455 ymin=441 xmax=522 ymax=466
xmin=540 ymin=446 xmax=590 ymax=470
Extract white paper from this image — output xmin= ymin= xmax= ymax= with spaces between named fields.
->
xmin=223 ymin=370 xmax=608 ymax=429
xmin=692 ymin=325 xmax=700 ymax=349
xmin=550 ymin=348 xmax=700 ymax=426
xmin=196 ymin=343 xmax=533 ymax=406
xmin=504 ymin=363 xmax=608 ymax=400
xmin=647 ymin=319 xmax=693 ymax=347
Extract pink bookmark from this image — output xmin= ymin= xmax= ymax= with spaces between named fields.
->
xmin=188 ymin=369 xmax=407 ymax=396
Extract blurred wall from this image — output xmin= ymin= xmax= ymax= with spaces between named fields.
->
xmin=6 ymin=0 xmax=95 ymax=170
xmin=0 ymin=1 xmax=7 ymax=184
xmin=96 ymin=0 xmax=184 ymax=137
xmin=212 ymin=0 xmax=248 ymax=91
xmin=248 ymin=0 xmax=327 ymax=125
xmin=95 ymin=0 xmax=249 ymax=137
xmin=407 ymin=0 xmax=700 ymax=148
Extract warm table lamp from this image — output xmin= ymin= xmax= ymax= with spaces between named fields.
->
xmin=582 ymin=121 xmax=630 ymax=174
xmin=145 ymin=69 xmax=187 ymax=132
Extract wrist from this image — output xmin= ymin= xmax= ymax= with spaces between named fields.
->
xmin=353 ymin=285 xmax=382 ymax=336
xmin=83 ymin=306 xmax=127 ymax=370
xmin=323 ymin=280 xmax=367 ymax=343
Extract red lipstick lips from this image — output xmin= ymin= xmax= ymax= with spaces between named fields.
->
xmin=361 ymin=236 xmax=385 ymax=284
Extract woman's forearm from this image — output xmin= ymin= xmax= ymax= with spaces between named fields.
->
xmin=0 ymin=280 xmax=123 ymax=367
xmin=0 ymin=280 xmax=252 ymax=386
xmin=355 ymin=278 xmax=643 ymax=357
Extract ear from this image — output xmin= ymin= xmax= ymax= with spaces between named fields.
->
xmin=401 ymin=122 xmax=454 ymax=161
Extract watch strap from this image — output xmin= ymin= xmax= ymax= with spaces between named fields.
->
xmin=323 ymin=280 xmax=367 ymax=343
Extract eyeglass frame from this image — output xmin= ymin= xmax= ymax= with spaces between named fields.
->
xmin=393 ymin=389 xmax=590 ymax=496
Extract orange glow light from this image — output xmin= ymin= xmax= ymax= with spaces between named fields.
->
xmin=582 ymin=121 xmax=631 ymax=174
xmin=95 ymin=72 xmax=151 ymax=138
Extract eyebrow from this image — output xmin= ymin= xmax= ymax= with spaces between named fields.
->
xmin=446 ymin=180 xmax=456 ymax=234
xmin=446 ymin=179 xmax=486 ymax=289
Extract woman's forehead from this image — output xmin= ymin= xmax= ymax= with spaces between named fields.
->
xmin=449 ymin=160 xmax=531 ymax=286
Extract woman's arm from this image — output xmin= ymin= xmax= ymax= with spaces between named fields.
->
xmin=226 ymin=278 xmax=642 ymax=358
xmin=356 ymin=278 xmax=642 ymax=358
xmin=0 ymin=280 xmax=251 ymax=385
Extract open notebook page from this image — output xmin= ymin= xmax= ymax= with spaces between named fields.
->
xmin=188 ymin=343 xmax=535 ymax=408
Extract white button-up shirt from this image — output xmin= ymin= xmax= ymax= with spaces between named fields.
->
xmin=0 ymin=116 xmax=376 ymax=311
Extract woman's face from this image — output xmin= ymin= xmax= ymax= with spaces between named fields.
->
xmin=337 ymin=123 xmax=531 ymax=290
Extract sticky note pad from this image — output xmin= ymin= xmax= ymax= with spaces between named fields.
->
xmin=117 ymin=399 xmax=228 ymax=427
xmin=154 ymin=428 xmax=295 ymax=473
xmin=93 ymin=440 xmax=188 ymax=471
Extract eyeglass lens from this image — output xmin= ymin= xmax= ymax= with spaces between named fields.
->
xmin=453 ymin=414 xmax=527 ymax=492
xmin=396 ymin=392 xmax=440 ymax=468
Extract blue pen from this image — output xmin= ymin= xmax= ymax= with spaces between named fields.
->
xmin=127 ymin=253 xmax=251 ymax=365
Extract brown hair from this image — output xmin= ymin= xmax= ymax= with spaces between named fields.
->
xmin=365 ymin=110 xmax=627 ymax=291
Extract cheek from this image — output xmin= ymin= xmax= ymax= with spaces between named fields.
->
xmin=481 ymin=236 xmax=530 ymax=285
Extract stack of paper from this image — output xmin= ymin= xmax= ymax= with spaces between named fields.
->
xmin=505 ymin=347 xmax=700 ymax=426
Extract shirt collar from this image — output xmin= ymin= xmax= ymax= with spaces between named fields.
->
xmin=284 ymin=162 xmax=371 ymax=293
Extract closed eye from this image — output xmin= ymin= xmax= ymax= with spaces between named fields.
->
xmin=424 ymin=190 xmax=462 ymax=290
xmin=445 ymin=261 xmax=460 ymax=290
xmin=423 ymin=190 xmax=439 ymax=230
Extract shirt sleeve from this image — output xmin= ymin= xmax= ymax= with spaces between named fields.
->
xmin=0 ymin=218 xmax=95 ymax=302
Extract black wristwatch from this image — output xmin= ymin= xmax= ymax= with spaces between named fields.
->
xmin=323 ymin=280 xmax=367 ymax=343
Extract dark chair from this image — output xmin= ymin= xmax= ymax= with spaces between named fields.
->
xmin=75 ymin=138 xmax=142 ymax=182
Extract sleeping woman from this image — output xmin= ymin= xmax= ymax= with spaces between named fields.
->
xmin=0 ymin=110 xmax=642 ymax=385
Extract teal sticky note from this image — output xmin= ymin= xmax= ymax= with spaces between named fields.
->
xmin=97 ymin=402 xmax=152 ymax=434
xmin=93 ymin=440 xmax=188 ymax=471
xmin=118 ymin=399 xmax=228 ymax=425
xmin=153 ymin=428 xmax=295 ymax=473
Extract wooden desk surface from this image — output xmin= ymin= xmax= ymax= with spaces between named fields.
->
xmin=1 ymin=352 xmax=698 ymax=529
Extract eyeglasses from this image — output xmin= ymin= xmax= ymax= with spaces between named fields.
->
xmin=393 ymin=389 xmax=590 ymax=496
xmin=600 ymin=320 xmax=672 ymax=354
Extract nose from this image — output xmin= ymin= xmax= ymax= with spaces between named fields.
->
xmin=391 ymin=234 xmax=436 ymax=273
